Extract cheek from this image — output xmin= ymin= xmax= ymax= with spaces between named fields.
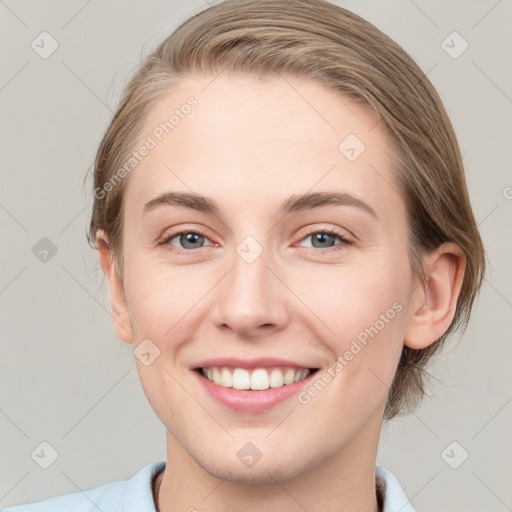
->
xmin=299 ymin=259 xmax=408 ymax=344
xmin=123 ymin=257 xmax=214 ymax=340
xmin=295 ymin=255 xmax=410 ymax=407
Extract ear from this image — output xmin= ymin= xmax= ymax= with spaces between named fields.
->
xmin=404 ymin=242 xmax=466 ymax=349
xmin=96 ymin=230 xmax=133 ymax=344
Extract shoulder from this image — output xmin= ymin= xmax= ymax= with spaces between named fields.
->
xmin=2 ymin=460 xmax=166 ymax=512
xmin=1 ymin=480 xmax=124 ymax=512
xmin=376 ymin=466 xmax=416 ymax=512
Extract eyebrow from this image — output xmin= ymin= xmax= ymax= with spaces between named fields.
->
xmin=142 ymin=191 xmax=378 ymax=220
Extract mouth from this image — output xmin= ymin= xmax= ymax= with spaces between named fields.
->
xmin=194 ymin=366 xmax=319 ymax=391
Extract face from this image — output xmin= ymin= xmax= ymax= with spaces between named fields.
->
xmin=108 ymin=74 xmax=420 ymax=483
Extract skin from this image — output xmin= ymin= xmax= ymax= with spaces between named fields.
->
xmin=97 ymin=73 xmax=465 ymax=512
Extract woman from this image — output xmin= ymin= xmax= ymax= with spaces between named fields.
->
xmin=5 ymin=0 xmax=485 ymax=510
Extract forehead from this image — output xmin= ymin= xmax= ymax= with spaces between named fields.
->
xmin=124 ymin=73 xmax=403 ymax=223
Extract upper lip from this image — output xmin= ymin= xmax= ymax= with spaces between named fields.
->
xmin=192 ymin=357 xmax=317 ymax=370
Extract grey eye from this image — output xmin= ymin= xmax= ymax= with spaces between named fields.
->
xmin=308 ymin=232 xmax=337 ymax=248
xmin=170 ymin=232 xmax=206 ymax=250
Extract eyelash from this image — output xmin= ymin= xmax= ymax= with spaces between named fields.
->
xmin=160 ymin=228 xmax=354 ymax=255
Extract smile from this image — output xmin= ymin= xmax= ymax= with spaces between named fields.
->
xmin=198 ymin=366 xmax=317 ymax=391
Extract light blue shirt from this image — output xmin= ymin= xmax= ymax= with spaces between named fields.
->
xmin=3 ymin=462 xmax=415 ymax=511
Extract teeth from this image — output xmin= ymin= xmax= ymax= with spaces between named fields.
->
xmin=221 ymin=368 xmax=232 ymax=387
xmin=269 ymin=368 xmax=284 ymax=388
xmin=232 ymin=368 xmax=251 ymax=389
xmin=200 ymin=366 xmax=312 ymax=390
xmin=212 ymin=368 xmax=222 ymax=385
xmin=283 ymin=368 xmax=295 ymax=385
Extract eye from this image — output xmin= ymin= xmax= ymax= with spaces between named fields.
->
xmin=160 ymin=228 xmax=353 ymax=255
xmin=162 ymin=230 xmax=214 ymax=253
xmin=298 ymin=229 xmax=353 ymax=252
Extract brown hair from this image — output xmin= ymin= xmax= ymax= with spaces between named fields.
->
xmin=88 ymin=0 xmax=486 ymax=419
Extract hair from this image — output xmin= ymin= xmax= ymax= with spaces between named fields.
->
xmin=87 ymin=0 xmax=486 ymax=419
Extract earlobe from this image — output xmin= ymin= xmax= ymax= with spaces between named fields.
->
xmin=96 ymin=230 xmax=133 ymax=345
xmin=404 ymin=242 xmax=466 ymax=350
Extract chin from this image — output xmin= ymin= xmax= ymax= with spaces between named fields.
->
xmin=190 ymin=447 xmax=317 ymax=485
xmin=205 ymin=463 xmax=301 ymax=485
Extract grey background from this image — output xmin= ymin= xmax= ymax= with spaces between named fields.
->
xmin=1 ymin=0 xmax=511 ymax=510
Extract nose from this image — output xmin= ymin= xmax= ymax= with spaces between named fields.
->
xmin=210 ymin=243 xmax=290 ymax=338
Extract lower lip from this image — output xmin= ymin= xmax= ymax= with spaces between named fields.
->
xmin=193 ymin=370 xmax=317 ymax=412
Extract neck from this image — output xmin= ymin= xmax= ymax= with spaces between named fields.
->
xmin=154 ymin=419 xmax=382 ymax=512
